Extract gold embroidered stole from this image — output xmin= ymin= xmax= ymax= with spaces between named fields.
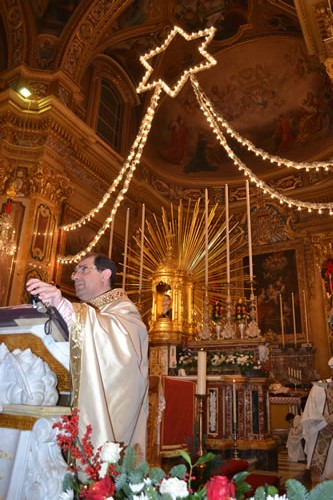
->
xmin=70 ymin=303 xmax=87 ymax=408
xmin=311 ymin=383 xmax=333 ymax=475
xmin=69 ymin=290 xmax=128 ymax=407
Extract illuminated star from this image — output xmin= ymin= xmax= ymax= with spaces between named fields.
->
xmin=137 ymin=25 xmax=217 ymax=98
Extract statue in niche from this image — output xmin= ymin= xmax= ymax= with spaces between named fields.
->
xmin=156 ymin=281 xmax=172 ymax=320
xmin=159 ymin=293 xmax=173 ymax=319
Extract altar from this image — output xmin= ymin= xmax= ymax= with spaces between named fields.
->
xmin=149 ymin=336 xmax=279 ymax=469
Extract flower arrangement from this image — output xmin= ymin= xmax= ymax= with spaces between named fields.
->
xmin=53 ymin=409 xmax=251 ymax=499
xmin=321 ymin=258 xmax=333 ymax=297
xmin=233 ymin=298 xmax=250 ymax=323
xmin=177 ymin=348 xmax=268 ymax=376
xmin=54 ymin=410 xmax=333 ymax=500
xmin=211 ymin=301 xmax=225 ymax=323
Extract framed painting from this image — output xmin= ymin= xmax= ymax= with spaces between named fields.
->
xmin=245 ymin=248 xmax=302 ymax=336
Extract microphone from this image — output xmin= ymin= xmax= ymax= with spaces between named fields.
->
xmin=30 ymin=294 xmax=47 ymax=313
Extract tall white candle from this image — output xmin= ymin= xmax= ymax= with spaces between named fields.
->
xmin=303 ymin=289 xmax=310 ymax=343
xmin=138 ymin=203 xmax=145 ymax=298
xmin=225 ymin=184 xmax=230 ymax=283
xmin=245 ymin=180 xmax=253 ymax=282
xmin=232 ymin=379 xmax=237 ymax=425
xmin=108 ymin=217 xmax=115 ymax=259
xmin=205 ymin=189 xmax=209 ymax=291
xmin=197 ymin=350 xmax=207 ymax=395
xmin=279 ymin=293 xmax=285 ymax=347
xmin=122 ymin=207 xmax=130 ymax=289
xmin=291 ymin=292 xmax=297 ymax=347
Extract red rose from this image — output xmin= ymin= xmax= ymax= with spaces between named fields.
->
xmin=84 ymin=476 xmax=115 ymax=500
xmin=206 ymin=475 xmax=235 ymax=500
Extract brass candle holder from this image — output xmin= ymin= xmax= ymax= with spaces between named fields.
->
xmin=196 ymin=393 xmax=207 ymax=458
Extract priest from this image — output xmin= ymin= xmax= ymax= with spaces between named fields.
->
xmin=302 ymin=357 xmax=333 ymax=481
xmin=26 ymin=253 xmax=149 ymax=460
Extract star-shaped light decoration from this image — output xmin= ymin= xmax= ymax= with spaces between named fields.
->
xmin=137 ymin=25 xmax=217 ymax=98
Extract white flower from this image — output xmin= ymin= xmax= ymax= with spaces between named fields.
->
xmin=159 ymin=477 xmax=189 ymax=499
xmin=132 ymin=494 xmax=149 ymax=500
xmin=129 ymin=482 xmax=145 ymax=493
xmin=249 ymin=496 xmax=287 ymax=500
xmin=99 ymin=461 xmax=109 ymax=478
xmin=100 ymin=442 xmax=123 ymax=463
xmin=59 ymin=489 xmax=74 ymax=500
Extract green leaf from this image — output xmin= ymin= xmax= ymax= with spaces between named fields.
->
xmin=169 ymin=463 xmax=187 ymax=479
xmin=178 ymin=449 xmax=192 ymax=465
xmin=190 ymin=487 xmax=207 ymax=499
xmin=128 ymin=470 xmax=145 ymax=484
xmin=115 ymin=472 xmax=128 ymax=491
xmin=233 ymin=470 xmax=250 ymax=483
xmin=62 ymin=472 xmax=79 ymax=492
xmin=266 ymin=485 xmax=279 ymax=496
xmin=308 ymin=480 xmax=333 ymax=500
xmin=285 ymin=478 xmax=309 ymax=499
xmin=253 ymin=486 xmax=269 ymax=500
xmin=232 ymin=471 xmax=251 ymax=499
xmin=193 ymin=452 xmax=216 ymax=467
xmin=148 ymin=466 xmax=166 ymax=483
xmin=120 ymin=445 xmax=138 ymax=473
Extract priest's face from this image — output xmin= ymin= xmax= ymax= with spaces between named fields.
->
xmin=71 ymin=255 xmax=110 ymax=302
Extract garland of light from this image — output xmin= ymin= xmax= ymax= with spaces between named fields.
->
xmin=58 ymin=24 xmax=333 ymax=262
xmin=57 ymin=85 xmax=162 ymax=263
xmin=137 ymin=25 xmax=217 ymax=97
xmin=191 ymin=76 xmax=333 ymax=215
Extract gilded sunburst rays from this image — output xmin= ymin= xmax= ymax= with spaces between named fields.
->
xmin=124 ymin=198 xmax=244 ymax=327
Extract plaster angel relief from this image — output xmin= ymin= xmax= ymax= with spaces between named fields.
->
xmin=0 ymin=343 xmax=58 ymax=406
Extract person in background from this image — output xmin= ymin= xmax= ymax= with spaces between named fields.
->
xmin=285 ymin=412 xmax=305 ymax=462
xmin=26 ymin=253 xmax=149 ymax=460
xmin=302 ymin=357 xmax=333 ymax=481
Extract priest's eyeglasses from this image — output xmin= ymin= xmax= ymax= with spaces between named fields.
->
xmin=71 ymin=265 xmax=97 ymax=278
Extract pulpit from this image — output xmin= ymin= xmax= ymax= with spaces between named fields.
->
xmin=0 ymin=304 xmax=71 ymax=499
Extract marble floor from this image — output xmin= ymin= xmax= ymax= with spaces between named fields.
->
xmin=276 ymin=447 xmax=311 ymax=492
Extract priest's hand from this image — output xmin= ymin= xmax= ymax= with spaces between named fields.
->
xmin=26 ymin=278 xmax=63 ymax=309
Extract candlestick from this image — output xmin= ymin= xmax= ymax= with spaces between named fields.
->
xmin=245 ymin=180 xmax=253 ymax=282
xmin=197 ymin=350 xmax=207 ymax=395
xmin=303 ymin=290 xmax=310 ymax=344
xmin=138 ymin=203 xmax=145 ymax=299
xmin=205 ymin=189 xmax=209 ymax=291
xmin=291 ymin=292 xmax=297 ymax=347
xmin=232 ymin=379 xmax=237 ymax=425
xmin=225 ymin=184 xmax=230 ymax=284
xmin=279 ymin=293 xmax=285 ymax=347
xmin=122 ymin=207 xmax=130 ymax=289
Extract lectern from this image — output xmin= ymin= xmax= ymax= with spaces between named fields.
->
xmin=0 ymin=304 xmax=71 ymax=499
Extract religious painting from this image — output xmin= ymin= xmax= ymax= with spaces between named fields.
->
xmin=245 ymin=249 xmax=302 ymax=337
xmin=146 ymin=36 xmax=332 ymax=182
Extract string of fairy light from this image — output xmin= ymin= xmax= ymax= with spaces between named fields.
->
xmin=191 ymin=76 xmax=333 ymax=214
xmin=57 ymin=25 xmax=333 ymax=263
xmin=57 ymin=85 xmax=162 ymax=263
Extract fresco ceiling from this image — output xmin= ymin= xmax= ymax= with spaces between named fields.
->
xmin=34 ymin=0 xmax=333 ymax=185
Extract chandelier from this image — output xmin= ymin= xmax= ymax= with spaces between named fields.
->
xmin=0 ymin=186 xmax=17 ymax=257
